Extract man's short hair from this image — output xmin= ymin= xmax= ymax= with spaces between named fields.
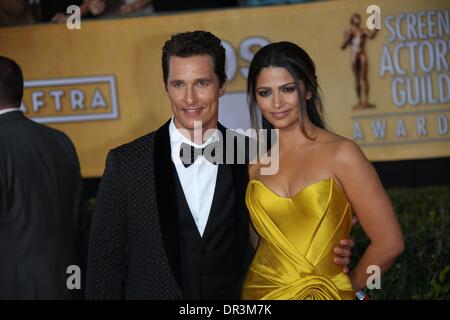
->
xmin=161 ymin=31 xmax=227 ymax=87
xmin=0 ymin=56 xmax=24 ymax=108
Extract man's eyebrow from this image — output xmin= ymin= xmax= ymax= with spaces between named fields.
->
xmin=168 ymin=78 xmax=213 ymax=83
xmin=195 ymin=78 xmax=213 ymax=82
xmin=169 ymin=79 xmax=183 ymax=84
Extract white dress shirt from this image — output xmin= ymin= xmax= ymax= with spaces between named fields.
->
xmin=0 ymin=108 xmax=20 ymax=115
xmin=169 ymin=118 xmax=219 ymax=237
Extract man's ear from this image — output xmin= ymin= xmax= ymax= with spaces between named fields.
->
xmin=219 ymin=81 xmax=228 ymax=97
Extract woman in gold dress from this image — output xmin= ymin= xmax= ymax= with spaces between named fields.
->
xmin=241 ymin=42 xmax=404 ymax=300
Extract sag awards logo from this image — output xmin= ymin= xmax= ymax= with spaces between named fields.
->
xmin=345 ymin=8 xmax=450 ymax=146
xmin=21 ymin=75 xmax=119 ymax=124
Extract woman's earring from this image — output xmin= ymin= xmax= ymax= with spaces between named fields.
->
xmin=306 ymin=93 xmax=312 ymax=100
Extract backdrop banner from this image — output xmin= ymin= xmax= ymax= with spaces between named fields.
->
xmin=1 ymin=0 xmax=448 ymax=177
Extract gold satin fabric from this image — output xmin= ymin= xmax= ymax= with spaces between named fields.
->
xmin=242 ymin=178 xmax=354 ymax=300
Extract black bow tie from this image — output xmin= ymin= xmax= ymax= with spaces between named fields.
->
xmin=179 ymin=142 xmax=217 ymax=168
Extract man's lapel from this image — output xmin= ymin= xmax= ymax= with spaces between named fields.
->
xmin=217 ymin=123 xmax=251 ymax=282
xmin=202 ymin=123 xmax=249 ymax=240
xmin=201 ymin=163 xmax=225 ymax=241
xmin=154 ymin=120 xmax=182 ymax=287
xmin=201 ymin=123 xmax=227 ymax=240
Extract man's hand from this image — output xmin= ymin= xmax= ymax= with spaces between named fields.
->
xmin=333 ymin=239 xmax=354 ymax=274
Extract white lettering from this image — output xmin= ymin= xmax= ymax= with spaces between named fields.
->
xmin=392 ymin=77 xmax=406 ymax=107
xmin=396 ymin=118 xmax=407 ymax=137
xmin=353 ymin=121 xmax=363 ymax=140
xmin=437 ymin=115 xmax=448 ymax=135
xmin=372 ymin=120 xmax=386 ymax=139
xmin=406 ymin=13 xmax=417 ymax=39
xmin=426 ymin=75 xmax=438 ymax=104
xmin=32 ymin=91 xmax=45 ymax=112
xmin=417 ymin=116 xmax=427 ymax=136
xmin=366 ymin=5 xmax=381 ymax=30
xmin=367 ymin=265 xmax=381 ymax=289
xmin=405 ymin=42 xmax=418 ymax=74
xmin=70 ymin=90 xmax=85 ymax=110
xmin=418 ymin=41 xmax=434 ymax=73
xmin=66 ymin=265 xmax=81 ymax=290
xmin=438 ymin=73 xmax=450 ymax=103
xmin=66 ymin=5 xmax=81 ymax=30
xmin=393 ymin=43 xmax=406 ymax=74
xmin=435 ymin=40 xmax=449 ymax=72
xmin=387 ymin=10 xmax=449 ymax=41
xmin=385 ymin=15 xmax=396 ymax=42
xmin=417 ymin=11 xmax=427 ymax=39
xmin=437 ymin=10 xmax=449 ymax=38
xmin=91 ymin=88 xmax=107 ymax=108
xmin=395 ymin=14 xmax=406 ymax=41
xmin=427 ymin=11 xmax=437 ymax=38
xmin=49 ymin=90 xmax=64 ymax=111
xmin=380 ymin=45 xmax=394 ymax=76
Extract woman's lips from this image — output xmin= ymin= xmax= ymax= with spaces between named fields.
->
xmin=270 ymin=109 xmax=291 ymax=119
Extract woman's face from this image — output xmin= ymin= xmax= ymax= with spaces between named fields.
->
xmin=255 ymin=66 xmax=307 ymax=130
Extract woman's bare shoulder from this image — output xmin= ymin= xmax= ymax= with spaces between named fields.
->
xmin=248 ymin=163 xmax=261 ymax=179
xmin=316 ymin=130 xmax=368 ymax=167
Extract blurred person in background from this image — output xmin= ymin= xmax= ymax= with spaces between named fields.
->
xmin=0 ymin=56 xmax=83 ymax=299
xmin=0 ymin=0 xmax=39 ymax=27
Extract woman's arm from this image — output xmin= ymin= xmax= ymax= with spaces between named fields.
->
xmin=334 ymin=140 xmax=404 ymax=292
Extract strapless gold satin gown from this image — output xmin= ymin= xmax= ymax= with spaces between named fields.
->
xmin=241 ymin=178 xmax=354 ymax=300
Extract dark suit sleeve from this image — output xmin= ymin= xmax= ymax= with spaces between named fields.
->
xmin=67 ymin=138 xmax=83 ymax=238
xmin=86 ymin=150 xmax=127 ymax=299
xmin=73 ymin=168 xmax=83 ymax=243
xmin=56 ymin=131 xmax=83 ymax=233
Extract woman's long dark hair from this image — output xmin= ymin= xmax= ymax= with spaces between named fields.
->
xmin=247 ymin=41 xmax=326 ymax=139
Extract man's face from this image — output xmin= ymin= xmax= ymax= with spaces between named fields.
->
xmin=165 ymin=54 xmax=226 ymax=135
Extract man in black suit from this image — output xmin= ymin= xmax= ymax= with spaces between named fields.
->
xmin=86 ymin=31 xmax=353 ymax=299
xmin=0 ymin=56 xmax=83 ymax=299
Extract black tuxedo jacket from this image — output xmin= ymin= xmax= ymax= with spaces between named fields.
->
xmin=86 ymin=120 xmax=253 ymax=299
xmin=0 ymin=111 xmax=82 ymax=299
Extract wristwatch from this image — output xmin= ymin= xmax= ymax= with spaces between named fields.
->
xmin=355 ymin=290 xmax=369 ymax=300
